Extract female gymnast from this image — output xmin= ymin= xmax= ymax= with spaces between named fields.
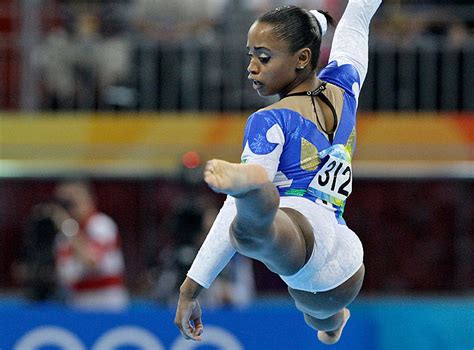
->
xmin=175 ymin=0 xmax=382 ymax=345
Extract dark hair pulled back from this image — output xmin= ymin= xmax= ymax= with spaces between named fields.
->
xmin=258 ymin=6 xmax=334 ymax=70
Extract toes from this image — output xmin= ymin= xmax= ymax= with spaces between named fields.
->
xmin=204 ymin=161 xmax=214 ymax=173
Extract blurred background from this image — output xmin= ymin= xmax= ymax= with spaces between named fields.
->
xmin=0 ymin=0 xmax=473 ymax=349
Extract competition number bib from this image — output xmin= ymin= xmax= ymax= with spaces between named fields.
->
xmin=309 ymin=154 xmax=352 ymax=202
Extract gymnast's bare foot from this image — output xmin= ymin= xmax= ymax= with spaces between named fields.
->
xmin=204 ymin=159 xmax=269 ymax=196
xmin=317 ymin=308 xmax=350 ymax=345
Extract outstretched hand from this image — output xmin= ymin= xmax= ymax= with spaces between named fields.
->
xmin=174 ymin=294 xmax=204 ymax=341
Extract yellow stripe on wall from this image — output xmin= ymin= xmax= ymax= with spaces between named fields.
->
xmin=0 ymin=112 xmax=472 ymax=177
xmin=356 ymin=113 xmax=471 ymax=161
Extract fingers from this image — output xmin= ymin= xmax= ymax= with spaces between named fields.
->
xmin=174 ymin=301 xmax=203 ymax=341
xmin=192 ymin=316 xmax=204 ymax=338
xmin=174 ymin=314 xmax=191 ymax=340
xmin=177 ymin=317 xmax=203 ymax=341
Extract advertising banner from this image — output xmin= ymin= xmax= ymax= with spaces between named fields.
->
xmin=0 ymin=302 xmax=375 ymax=350
xmin=1 ymin=299 xmax=474 ymax=349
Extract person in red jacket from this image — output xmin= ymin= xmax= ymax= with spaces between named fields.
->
xmin=51 ymin=180 xmax=129 ymax=311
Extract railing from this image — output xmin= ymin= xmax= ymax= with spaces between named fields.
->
xmin=133 ymin=41 xmax=474 ymax=112
xmin=360 ymin=42 xmax=474 ymax=111
xmin=2 ymin=40 xmax=470 ymax=112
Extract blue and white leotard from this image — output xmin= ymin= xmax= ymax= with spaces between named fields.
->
xmin=188 ymin=0 xmax=382 ymax=293
xmin=241 ymin=61 xmax=360 ymax=224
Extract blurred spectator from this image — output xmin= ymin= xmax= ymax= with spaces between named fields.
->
xmin=130 ymin=0 xmax=226 ymax=44
xmin=33 ymin=6 xmax=134 ymax=110
xmin=445 ymin=20 xmax=470 ymax=48
xmin=96 ymin=6 xmax=135 ymax=109
xmin=31 ymin=24 xmax=77 ymax=110
xmin=50 ymin=180 xmax=129 ymax=311
xmin=73 ymin=13 xmax=100 ymax=109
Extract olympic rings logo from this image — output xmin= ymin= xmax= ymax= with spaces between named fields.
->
xmin=14 ymin=325 xmax=244 ymax=350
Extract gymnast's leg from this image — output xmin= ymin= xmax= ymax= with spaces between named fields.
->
xmin=288 ymin=264 xmax=365 ymax=344
xmin=204 ymin=159 xmax=364 ymax=345
xmin=204 ymin=159 xmax=309 ymax=276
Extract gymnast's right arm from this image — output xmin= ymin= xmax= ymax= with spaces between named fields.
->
xmin=175 ymin=196 xmax=237 ymax=341
xmin=175 ymin=109 xmax=284 ymax=339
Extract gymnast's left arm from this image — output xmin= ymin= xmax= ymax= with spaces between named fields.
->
xmin=326 ymin=0 xmax=382 ymax=88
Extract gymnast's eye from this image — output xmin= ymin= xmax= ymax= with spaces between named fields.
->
xmin=258 ymin=54 xmax=270 ymax=64
xmin=247 ymin=51 xmax=270 ymax=64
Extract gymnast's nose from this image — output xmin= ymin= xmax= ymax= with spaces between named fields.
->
xmin=247 ymin=58 xmax=259 ymax=75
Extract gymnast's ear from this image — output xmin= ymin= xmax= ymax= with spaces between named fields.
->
xmin=295 ymin=47 xmax=312 ymax=71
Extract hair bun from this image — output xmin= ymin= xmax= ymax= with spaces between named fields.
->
xmin=310 ymin=10 xmax=328 ymax=36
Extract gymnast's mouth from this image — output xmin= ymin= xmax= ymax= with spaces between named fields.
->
xmin=249 ymin=78 xmax=264 ymax=90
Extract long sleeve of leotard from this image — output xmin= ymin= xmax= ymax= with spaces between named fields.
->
xmin=324 ymin=0 xmax=382 ymax=88
xmin=187 ymin=196 xmax=237 ymax=288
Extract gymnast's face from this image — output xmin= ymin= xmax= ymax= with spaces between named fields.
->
xmin=246 ymin=21 xmax=301 ymax=97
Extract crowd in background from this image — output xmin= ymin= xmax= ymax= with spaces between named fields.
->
xmin=26 ymin=0 xmax=474 ymax=111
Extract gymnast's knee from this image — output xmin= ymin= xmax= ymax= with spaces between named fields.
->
xmin=231 ymin=211 xmax=275 ymax=237
xmin=229 ymin=220 xmax=268 ymax=251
